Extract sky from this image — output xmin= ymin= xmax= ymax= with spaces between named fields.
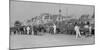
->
xmin=10 ymin=1 xmax=94 ymax=27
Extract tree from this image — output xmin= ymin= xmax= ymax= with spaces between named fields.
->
xmin=92 ymin=13 xmax=95 ymax=18
xmin=14 ymin=21 xmax=22 ymax=27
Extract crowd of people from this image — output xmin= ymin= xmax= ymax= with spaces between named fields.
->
xmin=74 ymin=21 xmax=94 ymax=39
xmin=10 ymin=23 xmax=56 ymax=35
xmin=10 ymin=19 xmax=95 ymax=39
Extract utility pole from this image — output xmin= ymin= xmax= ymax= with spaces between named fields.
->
xmin=59 ymin=9 xmax=62 ymax=16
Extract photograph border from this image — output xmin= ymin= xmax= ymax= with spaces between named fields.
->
xmin=9 ymin=0 xmax=95 ymax=50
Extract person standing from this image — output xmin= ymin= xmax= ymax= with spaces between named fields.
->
xmin=74 ymin=23 xmax=81 ymax=39
xmin=33 ymin=26 xmax=38 ymax=35
xmin=53 ymin=23 xmax=57 ymax=34
xmin=89 ymin=24 xmax=92 ymax=35
xmin=26 ymin=26 xmax=31 ymax=35
xmin=84 ymin=21 xmax=90 ymax=37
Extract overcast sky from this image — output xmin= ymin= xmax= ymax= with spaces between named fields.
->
xmin=10 ymin=1 xmax=94 ymax=26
